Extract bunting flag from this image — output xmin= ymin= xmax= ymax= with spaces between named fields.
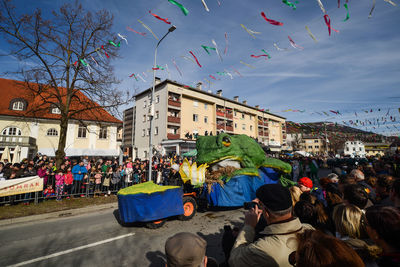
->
xmin=343 ymin=3 xmax=350 ymax=21
xmin=172 ymin=59 xmax=183 ymax=76
xmin=201 ymin=45 xmax=216 ymax=54
xmin=240 ymin=24 xmax=261 ymax=38
xmin=138 ymin=19 xmax=159 ymax=40
xmin=201 ymin=0 xmax=210 ymax=12
xmin=324 ymin=14 xmax=340 ymax=36
xmin=282 ymin=0 xmax=298 ymax=10
xmin=261 ymin=12 xmax=284 ymax=26
xmin=224 ymin=32 xmax=229 ymax=55
xmin=118 ymin=33 xmax=128 ymax=45
xmin=369 ymin=0 xmax=376 ymax=18
xmin=149 ymin=11 xmax=171 ymax=24
xmin=126 ymin=26 xmax=146 ymax=36
xmin=288 ymin=35 xmax=304 ymax=50
xmin=240 ymin=60 xmax=256 ymax=69
xmin=189 ymin=51 xmax=202 ymax=67
xmin=305 ymin=26 xmax=318 ymax=42
xmin=168 ymin=0 xmax=189 ymax=15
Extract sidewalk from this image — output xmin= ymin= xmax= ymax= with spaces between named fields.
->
xmin=0 ymin=201 xmax=117 ymax=227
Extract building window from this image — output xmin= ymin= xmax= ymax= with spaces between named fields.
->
xmin=144 ymin=151 xmax=148 ymax=158
xmin=2 ymin=127 xmax=22 ymax=136
xmin=250 ymin=125 xmax=253 ymax=131
xmin=242 ymin=113 xmax=245 ymax=119
xmin=204 ymin=103 xmax=208 ymax=110
xmin=12 ymin=101 xmax=25 ymax=111
xmin=193 ymin=114 xmax=198 ymax=122
xmin=143 ymin=100 xmax=147 ymax=108
xmin=155 ymin=127 xmax=159 ymax=135
xmin=143 ymin=115 xmax=146 ymax=122
xmin=78 ymin=125 xmax=87 ymax=138
xmin=234 ymin=111 xmax=237 ymax=116
xmin=155 ymin=95 xmax=160 ymax=104
xmin=142 ymin=129 xmax=146 ymax=137
xmin=204 ymin=116 xmax=208 ymax=123
xmin=315 ymin=145 xmax=319 ymax=149
xmin=235 ymin=123 xmax=237 ymax=129
xmin=249 ymin=115 xmax=252 ymax=120
xmin=155 ymin=111 xmax=159 ymax=119
xmin=353 ymin=148 xmax=356 ymax=151
xmin=99 ymin=126 xmax=107 ymax=139
xmin=51 ymin=107 xmax=61 ymax=114
xmin=242 ymin=124 xmax=246 ymax=130
xmin=147 ymin=115 xmax=151 ymax=121
xmin=346 ymin=148 xmax=349 ymax=151
xmin=46 ymin=128 xmax=58 ymax=136
xmin=193 ymin=100 xmax=198 ymax=107
xmin=314 ymin=140 xmax=318 ymax=143
xmin=308 ymin=146 xmax=313 ymax=149
xmin=147 ymin=128 xmax=150 ymax=136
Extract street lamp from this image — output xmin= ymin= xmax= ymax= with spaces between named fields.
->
xmin=148 ymin=25 xmax=176 ymax=182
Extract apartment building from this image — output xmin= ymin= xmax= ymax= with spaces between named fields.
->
xmin=125 ymin=78 xmax=286 ymax=159
xmin=300 ymin=136 xmax=326 ymax=156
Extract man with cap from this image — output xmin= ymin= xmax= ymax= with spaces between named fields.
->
xmin=229 ymin=183 xmax=313 ymax=267
xmin=298 ymin=177 xmax=313 ymax=193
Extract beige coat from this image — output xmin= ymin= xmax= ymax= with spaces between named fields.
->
xmin=229 ymin=218 xmax=313 ymax=267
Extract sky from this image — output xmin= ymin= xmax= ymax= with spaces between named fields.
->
xmin=1 ymin=0 xmax=399 ymax=135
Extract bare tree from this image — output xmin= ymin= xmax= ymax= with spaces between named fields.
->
xmin=0 ymin=0 xmax=132 ymax=166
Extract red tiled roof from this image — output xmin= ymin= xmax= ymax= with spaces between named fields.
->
xmin=0 ymin=78 xmax=122 ymax=124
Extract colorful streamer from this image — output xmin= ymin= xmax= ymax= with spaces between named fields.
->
xmin=343 ymin=3 xmax=350 ymax=21
xmin=138 ymin=19 xmax=159 ymax=40
xmin=251 ymin=54 xmax=269 ymax=60
xmin=240 ymin=60 xmax=256 ymax=69
xmin=129 ymin=73 xmax=138 ymax=81
xmin=288 ymin=35 xmax=304 ymax=50
xmin=212 ymin=39 xmax=223 ymax=61
xmin=261 ymin=12 xmax=283 ymax=26
xmin=224 ymin=69 xmax=233 ymax=79
xmin=305 ymin=26 xmax=318 ymax=42
xmin=149 ymin=11 xmax=171 ymax=24
xmin=261 ymin=49 xmax=271 ymax=58
xmin=118 ymin=33 xmax=128 ymax=45
xmin=384 ymin=0 xmax=397 ymax=6
xmin=168 ymin=0 xmax=189 ymax=16
xmin=108 ymin=40 xmax=121 ymax=47
xmin=95 ymin=48 xmax=104 ymax=60
xmin=209 ymin=75 xmax=217 ymax=80
xmin=137 ymin=74 xmax=146 ymax=82
xmin=79 ymin=58 xmax=88 ymax=66
xmin=90 ymin=55 xmax=98 ymax=66
xmin=189 ymin=51 xmax=202 ymax=67
xmin=126 ymin=26 xmax=146 ymax=36
xmin=232 ymin=67 xmax=242 ymax=77
xmin=282 ymin=0 xmax=298 ymax=10
xmin=316 ymin=0 xmax=326 ymax=14
xmin=224 ymin=32 xmax=228 ymax=55
xmin=323 ymin=14 xmax=339 ymax=36
xmin=201 ymin=45 xmax=216 ymax=54
xmin=165 ymin=64 xmax=171 ymax=79
xmin=101 ymin=45 xmax=110 ymax=58
xmin=201 ymin=0 xmax=210 ymax=12
xmin=240 ymin=24 xmax=261 ymax=38
xmin=273 ymin=43 xmax=287 ymax=51
xmin=172 ymin=59 xmax=183 ymax=76
xmin=368 ymin=0 xmax=376 ymax=18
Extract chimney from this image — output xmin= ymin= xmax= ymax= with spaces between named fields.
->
xmin=233 ymin=96 xmax=239 ymax=102
xmin=243 ymin=100 xmax=247 ymax=105
xmin=255 ymin=105 xmax=260 ymax=109
xmin=216 ymin=90 xmax=222 ymax=96
xmin=196 ymin=82 xmax=202 ymax=90
xmin=155 ymin=77 xmax=161 ymax=85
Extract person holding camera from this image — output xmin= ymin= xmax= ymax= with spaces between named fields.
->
xmin=229 ymin=183 xmax=314 ymax=267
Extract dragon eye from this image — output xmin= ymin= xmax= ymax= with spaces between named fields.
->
xmin=222 ymin=136 xmax=231 ymax=147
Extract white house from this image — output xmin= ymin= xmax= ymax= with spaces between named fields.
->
xmin=343 ymin=140 xmax=366 ymax=157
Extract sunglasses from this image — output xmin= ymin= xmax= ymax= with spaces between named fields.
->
xmin=288 ymin=251 xmax=296 ymax=266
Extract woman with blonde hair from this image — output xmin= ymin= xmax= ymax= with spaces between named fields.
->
xmin=289 ymin=185 xmax=302 ymax=207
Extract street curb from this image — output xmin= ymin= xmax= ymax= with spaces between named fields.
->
xmin=0 ymin=202 xmax=118 ymax=227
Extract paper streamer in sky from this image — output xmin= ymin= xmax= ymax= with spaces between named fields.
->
xmin=343 ymin=3 xmax=350 ymax=21
xmin=95 ymin=48 xmax=104 ymax=60
xmin=108 ymin=40 xmax=121 ymax=47
xmin=323 ymin=14 xmax=339 ymax=36
xmin=261 ymin=49 xmax=271 ymax=58
xmin=168 ymin=0 xmax=189 ymax=15
xmin=282 ymin=0 xmax=298 ymax=10
xmin=118 ymin=33 xmax=128 ymax=45
xmin=212 ymin=39 xmax=223 ymax=61
xmin=368 ymin=0 xmax=376 ymax=18
xmin=90 ymin=55 xmax=98 ymax=66
xmin=240 ymin=60 xmax=255 ymax=69
xmin=261 ymin=12 xmax=283 ymax=26
xmin=384 ymin=0 xmax=397 ymax=6
xmin=137 ymin=74 xmax=146 ymax=82
xmin=129 ymin=73 xmax=138 ymax=81
xmin=240 ymin=24 xmax=261 ymax=38
xmin=288 ymin=36 xmax=304 ymax=50
xmin=172 ymin=59 xmax=183 ymax=76
xmin=201 ymin=45 xmax=216 ymax=54
xmin=181 ymin=55 xmax=196 ymax=64
xmin=273 ymin=43 xmax=287 ymax=51
xmin=126 ymin=26 xmax=146 ymax=36
xmin=305 ymin=26 xmax=318 ymax=42
xmin=149 ymin=11 xmax=171 ymax=24
xmin=189 ymin=51 xmax=202 ymax=67
xmin=101 ymin=45 xmax=110 ymax=58
xmin=224 ymin=69 xmax=233 ymax=79
xmin=79 ymin=58 xmax=88 ymax=67
xmin=232 ymin=67 xmax=242 ymax=77
xmin=201 ymin=0 xmax=210 ymax=11
xmin=165 ymin=64 xmax=171 ymax=79
xmin=316 ymin=0 xmax=326 ymax=14
xmin=224 ymin=32 xmax=228 ymax=55
xmin=209 ymin=75 xmax=217 ymax=80
xmin=138 ymin=19 xmax=159 ymax=40
xmin=251 ymin=54 xmax=269 ymax=60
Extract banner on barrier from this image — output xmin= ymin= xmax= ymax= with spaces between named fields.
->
xmin=0 ymin=176 xmax=43 ymax=197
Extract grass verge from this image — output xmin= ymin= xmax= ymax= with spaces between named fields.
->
xmin=0 ymin=195 xmax=117 ymax=220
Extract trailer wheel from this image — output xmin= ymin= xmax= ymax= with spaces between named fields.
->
xmin=145 ymin=219 xmax=166 ymax=229
xmin=179 ymin=196 xmax=197 ymax=221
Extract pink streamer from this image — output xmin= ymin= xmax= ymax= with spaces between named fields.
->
xmin=172 ymin=59 xmax=183 ymax=76
xmin=224 ymin=32 xmax=228 ymax=55
xmin=126 ymin=26 xmax=146 ymax=36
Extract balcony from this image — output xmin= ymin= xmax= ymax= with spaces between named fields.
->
xmin=167 ymin=133 xmax=180 ymax=140
xmin=167 ymin=116 xmax=181 ymax=124
xmin=0 ymin=135 xmax=36 ymax=146
xmin=168 ymin=99 xmax=181 ymax=108
xmin=258 ymin=120 xmax=263 ymax=125
xmin=216 ymin=111 xmax=225 ymax=117
xmin=259 ymin=131 xmax=264 ymax=136
xmin=225 ymin=112 xmax=233 ymax=119
xmin=264 ymin=122 xmax=269 ymax=126
xmin=226 ymin=126 xmax=233 ymax=132
xmin=217 ymin=124 xmax=225 ymax=130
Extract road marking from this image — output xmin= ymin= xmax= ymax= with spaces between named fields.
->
xmin=7 ymin=233 xmax=135 ymax=267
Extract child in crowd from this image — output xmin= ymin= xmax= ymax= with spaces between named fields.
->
xmin=103 ymin=167 xmax=112 ymax=196
xmin=94 ymin=168 xmax=102 ymax=197
xmin=64 ymin=167 xmax=73 ymax=199
xmin=55 ymin=170 xmax=65 ymax=201
xmin=43 ymin=184 xmax=55 ymax=198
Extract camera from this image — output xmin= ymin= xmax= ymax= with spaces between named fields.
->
xmin=243 ymin=201 xmax=260 ymax=210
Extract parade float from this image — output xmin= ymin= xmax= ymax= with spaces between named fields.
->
xmin=118 ymin=133 xmax=294 ymax=228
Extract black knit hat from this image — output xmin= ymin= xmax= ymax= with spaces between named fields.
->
xmin=256 ymin=183 xmax=292 ymax=211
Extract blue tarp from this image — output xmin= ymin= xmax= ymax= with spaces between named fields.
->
xmin=205 ymin=167 xmax=280 ymax=207
xmin=118 ymin=187 xmax=184 ymax=223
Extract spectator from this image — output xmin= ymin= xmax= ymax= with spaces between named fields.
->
xmin=294 ymin=200 xmax=316 ymax=225
xmin=289 ymin=186 xmax=302 ymax=207
xmin=343 ymin=184 xmax=373 ymax=210
xmin=71 ymin=161 xmax=88 ymax=196
xmin=351 ymin=169 xmax=376 ymax=202
xmin=55 ymin=169 xmax=64 ymax=201
xmin=64 ymin=166 xmax=73 ymax=199
xmin=298 ymin=177 xmax=313 ymax=193
xmin=168 ymin=164 xmax=182 ymax=186
xmin=365 ymin=206 xmax=400 ymax=266
xmin=390 ymin=178 xmax=400 ymax=210
xmin=293 ymin=230 xmax=365 ymax=267
xmin=375 ymin=175 xmax=395 ymax=206
xmin=327 ymin=173 xmax=339 ymax=183
xmin=229 ymin=183 xmax=314 ymax=267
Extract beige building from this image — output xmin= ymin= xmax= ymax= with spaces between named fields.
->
xmin=364 ymin=142 xmax=390 ymax=157
xmin=0 ymin=78 xmax=122 ymax=160
xmin=300 ymin=136 xmax=325 ymax=156
xmin=125 ymin=78 xmax=286 ymax=159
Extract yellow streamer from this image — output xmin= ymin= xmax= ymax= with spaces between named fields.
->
xmin=240 ymin=60 xmax=256 ymax=69
xmin=305 ymin=26 xmax=318 ymax=43
xmin=137 ymin=19 xmax=159 ymax=40
xmin=240 ymin=24 xmax=261 ymax=39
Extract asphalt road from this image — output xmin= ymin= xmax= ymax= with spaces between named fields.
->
xmin=0 ymin=207 xmax=243 ymax=267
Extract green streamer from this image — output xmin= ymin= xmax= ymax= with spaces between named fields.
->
xmin=261 ymin=49 xmax=271 ymax=59
xmin=156 ymin=65 xmax=165 ymax=70
xmin=108 ymin=40 xmax=121 ymax=47
xmin=201 ymin=45 xmax=216 ymax=55
xmin=79 ymin=59 xmax=88 ymax=66
xmin=282 ymin=0 xmax=299 ymax=10
xmin=343 ymin=3 xmax=350 ymax=21
xmin=168 ymin=0 xmax=189 ymax=16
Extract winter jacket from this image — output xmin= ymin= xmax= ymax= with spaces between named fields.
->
xmin=55 ymin=174 xmax=65 ymax=186
xmin=64 ymin=173 xmax=74 ymax=185
xmin=71 ymin=165 xmax=87 ymax=181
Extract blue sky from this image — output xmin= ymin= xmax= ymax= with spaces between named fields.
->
xmin=1 ymin=0 xmax=399 ymax=135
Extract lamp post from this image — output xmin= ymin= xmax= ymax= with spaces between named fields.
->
xmin=148 ymin=25 xmax=176 ymax=182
